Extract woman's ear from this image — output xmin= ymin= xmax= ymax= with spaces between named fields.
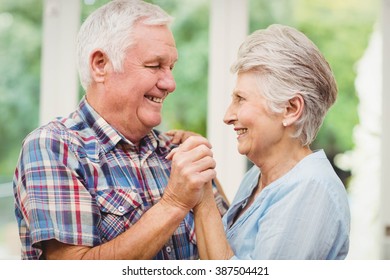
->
xmin=90 ymin=49 xmax=108 ymax=83
xmin=282 ymin=94 xmax=304 ymax=127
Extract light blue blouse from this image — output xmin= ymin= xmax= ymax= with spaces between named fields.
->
xmin=222 ymin=150 xmax=350 ymax=259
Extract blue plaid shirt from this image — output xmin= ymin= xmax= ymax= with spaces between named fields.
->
xmin=13 ymin=96 xmax=228 ymax=260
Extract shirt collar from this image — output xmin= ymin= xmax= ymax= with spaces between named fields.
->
xmin=76 ymin=96 xmax=164 ymax=154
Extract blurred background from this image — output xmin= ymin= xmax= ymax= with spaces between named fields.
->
xmin=0 ymin=0 xmax=385 ymax=259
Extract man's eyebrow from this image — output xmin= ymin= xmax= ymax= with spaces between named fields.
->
xmin=144 ymin=56 xmax=162 ymax=63
xmin=144 ymin=55 xmax=178 ymax=64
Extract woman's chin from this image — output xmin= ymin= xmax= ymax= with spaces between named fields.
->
xmin=237 ymin=146 xmax=247 ymax=156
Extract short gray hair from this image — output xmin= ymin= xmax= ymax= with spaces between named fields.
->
xmin=76 ymin=0 xmax=173 ymax=90
xmin=231 ymin=24 xmax=337 ymax=146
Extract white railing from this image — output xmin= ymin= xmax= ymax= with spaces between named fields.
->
xmin=0 ymin=182 xmax=13 ymax=198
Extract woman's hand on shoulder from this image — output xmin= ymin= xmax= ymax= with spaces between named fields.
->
xmin=165 ymin=129 xmax=202 ymax=145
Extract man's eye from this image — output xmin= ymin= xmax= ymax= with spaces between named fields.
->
xmin=146 ymin=65 xmax=160 ymax=69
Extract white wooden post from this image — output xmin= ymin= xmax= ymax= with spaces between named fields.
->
xmin=381 ymin=0 xmax=390 ymax=260
xmin=40 ymin=0 xmax=80 ymax=125
xmin=208 ymin=0 xmax=248 ymax=202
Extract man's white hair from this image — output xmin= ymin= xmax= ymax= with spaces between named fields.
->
xmin=76 ymin=0 xmax=173 ymax=90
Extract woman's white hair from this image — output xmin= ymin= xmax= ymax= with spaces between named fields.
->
xmin=231 ymin=24 xmax=338 ymax=146
xmin=76 ymin=0 xmax=173 ymax=90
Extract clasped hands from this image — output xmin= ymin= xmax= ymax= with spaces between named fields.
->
xmin=162 ymin=130 xmax=216 ymax=212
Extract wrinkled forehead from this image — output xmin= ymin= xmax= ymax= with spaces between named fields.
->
xmin=130 ymin=23 xmax=178 ymax=61
xmin=133 ymin=21 xmax=176 ymax=45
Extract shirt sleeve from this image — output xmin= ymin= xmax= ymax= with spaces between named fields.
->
xmin=212 ymin=178 xmax=230 ymax=217
xmin=14 ymin=127 xmax=101 ymax=254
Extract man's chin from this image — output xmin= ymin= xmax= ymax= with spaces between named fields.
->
xmin=144 ymin=116 xmax=162 ymax=130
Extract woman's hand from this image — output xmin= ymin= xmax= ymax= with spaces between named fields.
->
xmin=166 ymin=129 xmax=201 ymax=145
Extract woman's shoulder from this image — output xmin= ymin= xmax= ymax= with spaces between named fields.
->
xmin=298 ymin=150 xmax=344 ymax=187
xmin=288 ymin=150 xmax=349 ymax=207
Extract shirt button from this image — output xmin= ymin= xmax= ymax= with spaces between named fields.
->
xmin=166 ymin=246 xmax=172 ymax=253
xmin=118 ymin=206 xmax=125 ymax=213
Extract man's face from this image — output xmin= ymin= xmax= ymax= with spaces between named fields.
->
xmin=102 ymin=22 xmax=178 ymax=144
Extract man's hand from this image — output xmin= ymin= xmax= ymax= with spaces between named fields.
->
xmin=163 ymin=136 xmax=216 ymax=211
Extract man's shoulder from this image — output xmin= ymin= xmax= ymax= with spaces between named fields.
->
xmin=23 ymin=115 xmax=93 ymax=148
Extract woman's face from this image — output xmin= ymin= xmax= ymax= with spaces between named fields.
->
xmin=223 ymin=71 xmax=284 ymax=162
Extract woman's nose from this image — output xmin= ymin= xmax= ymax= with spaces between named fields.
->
xmin=223 ymin=104 xmax=236 ymax=125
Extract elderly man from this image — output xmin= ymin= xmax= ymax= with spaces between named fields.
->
xmin=13 ymin=0 xmax=227 ymax=260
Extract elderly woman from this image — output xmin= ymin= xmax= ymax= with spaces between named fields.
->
xmin=172 ymin=24 xmax=350 ymax=260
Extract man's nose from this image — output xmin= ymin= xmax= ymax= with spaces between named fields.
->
xmin=158 ymin=69 xmax=176 ymax=93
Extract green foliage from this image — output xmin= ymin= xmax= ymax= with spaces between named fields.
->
xmin=0 ymin=0 xmax=42 ymax=179
xmin=295 ymin=0 xmax=378 ymax=154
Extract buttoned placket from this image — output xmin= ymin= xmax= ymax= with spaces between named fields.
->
xmin=164 ymin=239 xmax=175 ymax=259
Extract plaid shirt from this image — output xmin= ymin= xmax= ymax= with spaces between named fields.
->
xmin=13 ymin=96 xmax=228 ymax=260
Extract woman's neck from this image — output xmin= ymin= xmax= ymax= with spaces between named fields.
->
xmin=256 ymin=145 xmax=312 ymax=190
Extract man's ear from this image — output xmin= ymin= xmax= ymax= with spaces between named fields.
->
xmin=90 ymin=49 xmax=108 ymax=83
xmin=282 ymin=94 xmax=304 ymax=127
